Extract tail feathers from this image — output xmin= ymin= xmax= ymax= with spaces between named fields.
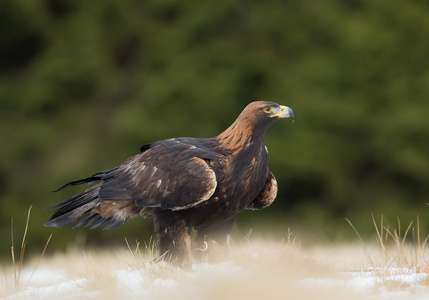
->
xmin=73 ymin=213 xmax=103 ymax=228
xmin=73 ymin=214 xmax=128 ymax=230
xmin=45 ymin=183 xmax=101 ymax=228
xmin=45 ymin=181 xmax=133 ymax=230
xmin=52 ymin=167 xmax=118 ymax=192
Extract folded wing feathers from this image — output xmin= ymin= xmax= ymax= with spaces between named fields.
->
xmin=46 ymin=140 xmax=219 ymax=230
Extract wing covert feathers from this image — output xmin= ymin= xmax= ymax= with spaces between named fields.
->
xmin=99 ymin=141 xmax=218 ymax=211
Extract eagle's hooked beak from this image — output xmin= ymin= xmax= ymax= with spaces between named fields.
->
xmin=270 ymin=105 xmax=295 ymax=120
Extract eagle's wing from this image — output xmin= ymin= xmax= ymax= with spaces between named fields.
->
xmin=246 ymin=170 xmax=278 ymax=210
xmin=99 ymin=139 xmax=218 ymax=211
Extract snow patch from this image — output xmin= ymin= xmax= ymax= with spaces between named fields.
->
xmin=3 ymin=264 xmax=429 ymax=299
xmin=301 ymin=267 xmax=429 ymax=298
xmin=4 ymin=278 xmax=87 ymax=300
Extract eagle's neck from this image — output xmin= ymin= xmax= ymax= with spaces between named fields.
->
xmin=215 ymin=115 xmax=269 ymax=206
xmin=215 ymin=114 xmax=267 ymax=156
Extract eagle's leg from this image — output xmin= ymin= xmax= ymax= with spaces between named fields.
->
xmin=194 ymin=218 xmax=235 ymax=262
xmin=155 ymin=217 xmax=192 ymax=267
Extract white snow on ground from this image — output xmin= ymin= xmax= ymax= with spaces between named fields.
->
xmin=1 ymin=260 xmax=248 ymax=299
xmin=2 ymin=267 xmax=86 ymax=299
xmin=302 ymin=267 xmax=429 ymax=299
xmin=2 ymin=261 xmax=429 ymax=299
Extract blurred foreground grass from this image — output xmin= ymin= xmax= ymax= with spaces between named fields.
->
xmin=2 ymin=223 xmax=429 ymax=299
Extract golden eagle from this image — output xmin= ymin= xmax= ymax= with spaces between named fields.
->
xmin=45 ymin=101 xmax=294 ymax=265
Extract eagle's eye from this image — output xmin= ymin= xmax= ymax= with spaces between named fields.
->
xmin=263 ymin=107 xmax=272 ymax=113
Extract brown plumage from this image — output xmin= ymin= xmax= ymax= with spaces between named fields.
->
xmin=45 ymin=101 xmax=294 ymax=265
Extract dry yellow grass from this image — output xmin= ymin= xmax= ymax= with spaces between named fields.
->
xmin=2 ymin=214 xmax=429 ymax=299
xmin=2 ymin=231 xmax=429 ymax=300
xmin=0 ymin=239 xmax=358 ymax=300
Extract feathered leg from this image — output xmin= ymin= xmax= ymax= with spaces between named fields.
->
xmin=194 ymin=217 xmax=235 ymax=262
xmin=154 ymin=215 xmax=192 ymax=267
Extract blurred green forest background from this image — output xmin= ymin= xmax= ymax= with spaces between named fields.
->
xmin=1 ymin=0 xmax=429 ymax=258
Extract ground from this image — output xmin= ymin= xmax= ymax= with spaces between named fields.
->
xmin=2 ymin=233 xmax=429 ymax=300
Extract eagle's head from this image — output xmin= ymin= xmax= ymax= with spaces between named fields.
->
xmin=240 ymin=101 xmax=294 ymax=130
xmin=216 ymin=101 xmax=294 ymax=152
